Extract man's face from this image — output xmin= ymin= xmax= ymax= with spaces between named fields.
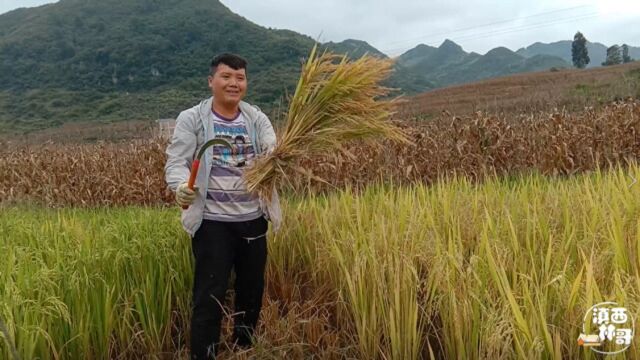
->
xmin=208 ymin=63 xmax=247 ymax=106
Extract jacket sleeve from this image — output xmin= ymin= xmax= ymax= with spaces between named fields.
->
xmin=258 ymin=112 xmax=277 ymax=153
xmin=164 ymin=111 xmax=197 ymax=191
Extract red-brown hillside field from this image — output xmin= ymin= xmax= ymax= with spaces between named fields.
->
xmin=399 ymin=61 xmax=640 ymax=118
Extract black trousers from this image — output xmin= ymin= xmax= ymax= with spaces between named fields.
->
xmin=190 ymin=216 xmax=269 ymax=359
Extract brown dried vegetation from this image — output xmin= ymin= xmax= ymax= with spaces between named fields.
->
xmin=1 ymin=98 xmax=639 ymax=206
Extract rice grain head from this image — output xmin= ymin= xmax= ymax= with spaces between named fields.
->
xmin=244 ymin=44 xmax=411 ymax=201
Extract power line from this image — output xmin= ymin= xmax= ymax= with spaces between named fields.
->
xmin=382 ymin=11 xmax=599 ymax=56
xmin=378 ymin=4 xmax=594 ymax=49
xmin=443 ymin=13 xmax=598 ymax=44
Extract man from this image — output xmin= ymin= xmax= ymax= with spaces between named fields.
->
xmin=164 ymin=53 xmax=281 ymax=359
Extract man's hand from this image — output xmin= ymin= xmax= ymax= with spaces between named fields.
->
xmin=176 ymin=182 xmax=198 ymax=207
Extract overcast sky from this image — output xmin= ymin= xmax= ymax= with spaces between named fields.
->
xmin=1 ymin=0 xmax=638 ymax=56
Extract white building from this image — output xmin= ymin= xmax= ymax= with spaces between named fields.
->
xmin=156 ymin=118 xmax=176 ymax=138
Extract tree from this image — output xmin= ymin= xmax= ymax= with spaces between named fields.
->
xmin=571 ymin=31 xmax=590 ymax=69
xmin=602 ymin=45 xmax=622 ymax=66
xmin=622 ymin=44 xmax=633 ymax=63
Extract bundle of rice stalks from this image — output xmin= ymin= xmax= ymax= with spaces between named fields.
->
xmin=244 ymin=44 xmax=410 ymax=200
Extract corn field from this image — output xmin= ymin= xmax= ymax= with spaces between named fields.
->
xmin=0 ymin=140 xmax=173 ymax=207
xmin=1 ymin=99 xmax=639 ymax=207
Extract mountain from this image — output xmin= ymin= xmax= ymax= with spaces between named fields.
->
xmin=0 ymin=0 xmax=620 ymax=134
xmin=323 ymin=39 xmax=435 ymax=94
xmin=397 ymin=44 xmax=437 ymax=68
xmin=0 ymin=0 xmax=326 ymax=132
xmin=397 ymin=40 xmax=569 ymax=88
xmin=323 ymin=39 xmax=387 ymax=59
xmin=517 ymin=41 xmax=640 ymax=68
xmin=0 ymin=0 xmax=436 ymax=133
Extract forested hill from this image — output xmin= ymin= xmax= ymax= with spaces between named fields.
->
xmin=0 ymin=0 xmax=435 ymax=132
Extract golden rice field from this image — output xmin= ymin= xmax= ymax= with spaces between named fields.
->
xmin=2 ymin=162 xmax=640 ymax=359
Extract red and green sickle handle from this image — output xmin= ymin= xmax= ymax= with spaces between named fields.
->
xmin=182 ymin=138 xmax=234 ymax=210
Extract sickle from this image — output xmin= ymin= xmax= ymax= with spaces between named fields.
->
xmin=182 ymin=138 xmax=233 ymax=210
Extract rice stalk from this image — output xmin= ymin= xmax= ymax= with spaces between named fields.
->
xmin=243 ymin=44 xmax=410 ymax=201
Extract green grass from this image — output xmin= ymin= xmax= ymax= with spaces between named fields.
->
xmin=2 ymin=164 xmax=640 ymax=358
xmin=0 ymin=207 xmax=192 ymax=358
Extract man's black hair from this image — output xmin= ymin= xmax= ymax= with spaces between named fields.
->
xmin=210 ymin=53 xmax=248 ymax=75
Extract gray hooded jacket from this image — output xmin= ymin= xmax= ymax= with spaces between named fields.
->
xmin=164 ymin=96 xmax=281 ymax=236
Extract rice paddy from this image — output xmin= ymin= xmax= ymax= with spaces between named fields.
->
xmin=2 ymin=162 xmax=640 ymax=359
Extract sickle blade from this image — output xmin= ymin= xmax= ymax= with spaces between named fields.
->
xmin=196 ymin=138 xmax=233 ymax=160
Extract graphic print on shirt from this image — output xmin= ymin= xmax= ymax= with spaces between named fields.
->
xmin=211 ymin=120 xmax=255 ymax=168
xmin=204 ymin=111 xmax=262 ymax=222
